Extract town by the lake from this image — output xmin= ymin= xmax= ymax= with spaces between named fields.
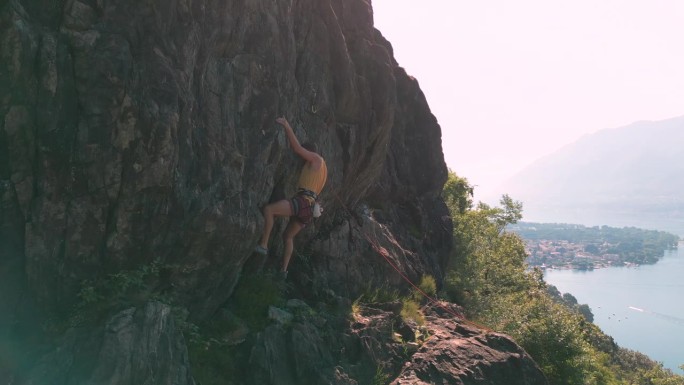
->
xmin=524 ymin=239 xmax=642 ymax=270
xmin=510 ymin=222 xmax=680 ymax=270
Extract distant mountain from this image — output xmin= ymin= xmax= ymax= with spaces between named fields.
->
xmin=501 ymin=115 xmax=684 ymax=235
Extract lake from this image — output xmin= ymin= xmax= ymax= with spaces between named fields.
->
xmin=544 ymin=242 xmax=684 ymax=375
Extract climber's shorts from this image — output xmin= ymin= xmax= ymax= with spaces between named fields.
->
xmin=289 ymin=193 xmax=315 ymax=225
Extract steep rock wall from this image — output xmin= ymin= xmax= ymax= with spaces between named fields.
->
xmin=0 ymin=1 xmax=554 ymax=384
xmin=1 ymin=0 xmax=450 ymax=319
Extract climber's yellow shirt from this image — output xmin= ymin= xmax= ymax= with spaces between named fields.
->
xmin=297 ymin=159 xmax=327 ymax=195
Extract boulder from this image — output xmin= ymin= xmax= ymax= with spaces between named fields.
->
xmin=392 ymin=303 xmax=548 ymax=385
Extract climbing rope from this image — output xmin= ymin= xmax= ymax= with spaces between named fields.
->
xmin=328 ymin=191 xmax=494 ymax=333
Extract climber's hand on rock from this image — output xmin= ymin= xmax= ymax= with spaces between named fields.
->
xmin=276 ymin=117 xmax=289 ymax=127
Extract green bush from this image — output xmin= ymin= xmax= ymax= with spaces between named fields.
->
xmin=230 ymin=273 xmax=284 ymax=330
xmin=68 ymin=259 xmax=168 ymax=328
xmin=413 ymin=275 xmax=437 ymax=302
xmin=372 ymin=365 xmax=390 ymax=385
xmin=358 ymin=285 xmax=401 ymax=304
xmin=400 ymin=298 xmax=425 ymax=326
xmin=188 ymin=339 xmax=242 ymax=385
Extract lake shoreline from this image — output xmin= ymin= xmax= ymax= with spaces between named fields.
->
xmin=544 ymin=243 xmax=684 ymax=375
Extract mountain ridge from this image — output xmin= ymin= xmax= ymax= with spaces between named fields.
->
xmin=500 ymin=115 xmax=684 ymax=235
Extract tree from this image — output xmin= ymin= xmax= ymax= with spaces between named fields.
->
xmin=585 ymin=244 xmax=600 ymax=254
xmin=443 ymin=170 xmax=473 ymax=215
xmin=577 ymin=304 xmax=594 ymax=323
xmin=442 ymin=171 xmax=527 ymax=314
xmin=494 ymin=194 xmax=523 ymax=231
xmin=562 ymin=293 xmax=578 ymax=306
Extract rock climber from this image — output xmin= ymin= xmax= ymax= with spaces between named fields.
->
xmin=255 ymin=117 xmax=327 ymax=278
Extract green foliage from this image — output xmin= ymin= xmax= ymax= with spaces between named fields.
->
xmin=186 ymin=315 xmax=247 ymax=385
xmin=230 ymin=272 xmax=284 ymax=331
xmin=444 ymin=199 xmax=529 ymax=316
xmin=443 ymin=171 xmax=473 ymax=214
xmin=512 ymin=222 xmax=679 ymax=249
xmin=441 ymin=170 xmax=684 ymax=385
xmin=576 ymin=304 xmax=594 ymax=323
xmin=484 ymin=291 xmax=612 ymax=385
xmin=412 ymin=275 xmax=437 ymax=302
xmin=351 ymin=285 xmax=400 ymax=321
xmin=611 ymin=349 xmax=684 ymax=385
xmin=77 ymin=284 xmax=103 ymax=305
xmin=400 ymin=298 xmax=425 ymax=326
xmin=188 ymin=342 xmax=241 ymax=385
xmin=546 ymin=286 xmax=595 ymax=322
xmin=511 ymin=222 xmax=679 ymax=266
xmin=372 ymin=365 xmax=391 ymax=385
xmin=352 ymin=283 xmax=426 ymax=327
xmin=70 ymin=259 xmax=169 ymax=327
xmin=186 ymin=273 xmax=287 ymax=384
xmin=493 ymin=195 xmax=523 ymax=231
xmin=357 ymin=285 xmax=401 ymax=304
xmin=585 ymin=243 xmax=600 ymax=254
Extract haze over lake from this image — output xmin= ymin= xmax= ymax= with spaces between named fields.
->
xmin=544 ymin=242 xmax=684 ymax=374
xmin=500 ymin=116 xmax=684 ymax=237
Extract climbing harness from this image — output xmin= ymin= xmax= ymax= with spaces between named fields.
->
xmin=298 ymin=188 xmax=323 ymax=218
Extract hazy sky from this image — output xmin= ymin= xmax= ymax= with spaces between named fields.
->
xmin=372 ymin=0 xmax=684 ymax=201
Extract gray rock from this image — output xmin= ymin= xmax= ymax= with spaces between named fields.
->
xmin=391 ymin=305 xmax=548 ymax=385
xmin=286 ymin=299 xmax=310 ymax=310
xmin=0 ymin=0 xmax=450 ymax=322
xmin=268 ymin=306 xmax=294 ymax=325
xmin=22 ymin=302 xmax=195 ymax=385
xmin=87 ymin=302 xmax=195 ymax=385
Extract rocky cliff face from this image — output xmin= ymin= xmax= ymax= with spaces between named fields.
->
xmin=1 ymin=0 xmax=449 ymax=318
xmin=18 ymin=302 xmax=195 ymax=385
xmin=1 ymin=0 xmax=546 ymax=384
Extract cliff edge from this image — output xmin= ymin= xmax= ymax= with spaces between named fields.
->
xmin=0 ymin=0 xmax=547 ymax=383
